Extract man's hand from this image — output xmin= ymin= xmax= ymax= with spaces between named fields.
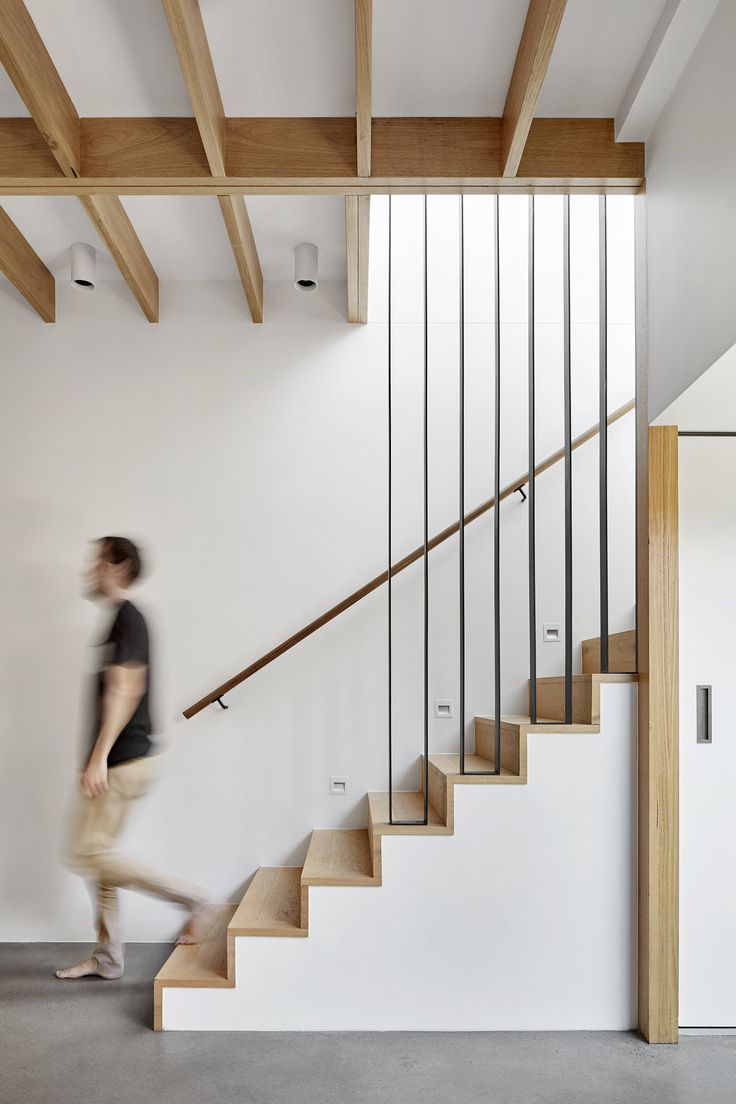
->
xmin=80 ymin=754 xmax=108 ymax=799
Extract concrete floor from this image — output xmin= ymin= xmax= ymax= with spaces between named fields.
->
xmin=1 ymin=944 xmax=735 ymax=1104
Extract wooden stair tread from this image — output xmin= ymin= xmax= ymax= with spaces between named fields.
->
xmin=301 ymin=828 xmax=379 ymax=886
xmin=532 ymin=673 xmax=636 ymax=685
xmin=230 ymin=867 xmax=306 ymax=937
xmin=428 ymin=753 xmax=525 ymax=782
xmin=368 ymin=791 xmax=450 ymax=833
xmin=477 ymin=713 xmax=601 ymax=734
xmin=154 ymin=904 xmax=236 ymax=989
xmin=529 ymin=673 xmax=635 ymax=725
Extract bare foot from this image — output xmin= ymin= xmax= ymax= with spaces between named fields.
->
xmin=176 ymin=902 xmax=213 ymax=945
xmin=55 ymin=958 xmax=121 ymax=980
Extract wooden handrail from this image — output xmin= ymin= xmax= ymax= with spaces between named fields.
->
xmin=184 ymin=398 xmax=635 ymax=718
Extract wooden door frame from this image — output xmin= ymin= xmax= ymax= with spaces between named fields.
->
xmin=635 ymin=194 xmax=680 ymax=1043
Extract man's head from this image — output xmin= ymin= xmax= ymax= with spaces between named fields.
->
xmin=84 ymin=536 xmax=143 ymax=600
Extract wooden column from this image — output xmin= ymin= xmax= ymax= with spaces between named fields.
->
xmin=638 ymin=424 xmax=679 ymax=1042
xmin=346 ymin=194 xmax=369 ymax=324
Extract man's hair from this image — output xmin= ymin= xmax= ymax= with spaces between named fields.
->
xmin=98 ymin=536 xmax=143 ymax=584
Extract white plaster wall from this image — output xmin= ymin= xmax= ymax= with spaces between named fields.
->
xmin=645 ymin=0 xmax=736 ymax=419
xmin=0 ymin=196 xmax=635 ymax=943
xmin=165 ymin=684 xmax=638 ymax=1030
xmin=656 ymin=350 xmax=736 ymax=1027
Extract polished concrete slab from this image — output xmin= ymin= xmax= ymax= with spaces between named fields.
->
xmin=1 ymin=943 xmax=734 ymax=1104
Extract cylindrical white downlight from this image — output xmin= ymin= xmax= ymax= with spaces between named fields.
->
xmin=294 ymin=242 xmax=318 ymax=292
xmin=70 ymin=242 xmax=96 ymax=291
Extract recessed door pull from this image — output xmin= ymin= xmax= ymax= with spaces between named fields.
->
xmin=696 ymin=685 xmax=712 ymax=744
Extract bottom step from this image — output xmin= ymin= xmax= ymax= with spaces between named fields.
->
xmin=153 ymin=903 xmax=236 ymax=1030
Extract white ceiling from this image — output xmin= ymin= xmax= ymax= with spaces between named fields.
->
xmin=0 ymin=0 xmax=670 ymax=288
xmin=1 ymin=0 xmax=670 ymax=118
xmin=537 ymin=0 xmax=667 ymax=116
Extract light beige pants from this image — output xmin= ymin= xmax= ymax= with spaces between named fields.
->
xmin=67 ymin=755 xmax=205 ymax=976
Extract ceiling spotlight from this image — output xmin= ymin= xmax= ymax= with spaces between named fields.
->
xmin=294 ymin=242 xmax=318 ymax=292
xmin=70 ymin=242 xmax=96 ymax=291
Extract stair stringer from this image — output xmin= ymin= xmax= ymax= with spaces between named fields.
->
xmin=162 ymin=682 xmax=637 ymax=1030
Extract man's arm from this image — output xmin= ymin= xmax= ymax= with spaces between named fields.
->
xmin=80 ymin=663 xmax=146 ymax=798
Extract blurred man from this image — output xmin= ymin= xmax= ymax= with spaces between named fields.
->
xmin=56 ymin=536 xmax=209 ymax=981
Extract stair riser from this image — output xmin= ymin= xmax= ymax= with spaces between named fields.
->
xmin=366 ymin=804 xmax=383 ymax=880
xmin=581 ymin=630 xmax=636 ymax=675
xmin=530 ymin=680 xmax=600 ymax=725
xmin=474 ymin=720 xmax=527 ymax=776
xmin=300 ymin=885 xmax=309 ymax=932
xmin=422 ymin=758 xmax=452 ymax=830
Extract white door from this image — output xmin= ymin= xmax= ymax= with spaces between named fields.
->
xmin=679 ymin=437 xmax=736 ymax=1027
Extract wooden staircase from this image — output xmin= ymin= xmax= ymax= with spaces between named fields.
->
xmin=154 ymin=629 xmax=636 ymax=1030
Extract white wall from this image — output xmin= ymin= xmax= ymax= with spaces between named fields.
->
xmin=656 ymin=344 xmax=736 ymax=1027
xmin=0 ymin=196 xmax=635 ymax=942
xmin=646 ymin=0 xmax=736 ymax=419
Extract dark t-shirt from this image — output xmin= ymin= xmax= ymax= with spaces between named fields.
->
xmin=89 ymin=599 xmax=154 ymax=767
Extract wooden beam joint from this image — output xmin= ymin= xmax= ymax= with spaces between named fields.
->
xmin=161 ymin=0 xmax=264 ymax=321
xmin=502 ymin=0 xmax=568 ymax=177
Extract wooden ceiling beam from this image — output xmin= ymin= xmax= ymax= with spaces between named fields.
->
xmin=0 ymin=0 xmax=159 ymax=318
xmin=349 ymin=1 xmax=371 ymax=323
xmin=0 ymin=117 xmax=645 ymax=192
xmin=78 ymin=198 xmax=159 ymax=320
xmin=0 ymin=0 xmax=79 ymax=177
xmin=161 ymin=0 xmax=226 ymax=176
xmin=345 ymin=195 xmax=369 ymax=323
xmin=355 ymin=0 xmax=372 ymax=178
xmin=0 ymin=201 xmax=54 ymax=319
xmin=161 ymin=0 xmax=263 ymax=322
xmin=502 ymin=0 xmax=567 ymax=177
xmin=217 ymin=194 xmax=263 ymax=322
xmin=79 ymin=194 xmax=159 ymax=321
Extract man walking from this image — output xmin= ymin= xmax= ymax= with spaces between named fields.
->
xmin=56 ymin=536 xmax=209 ymax=980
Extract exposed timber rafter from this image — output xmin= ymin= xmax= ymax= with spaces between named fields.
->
xmin=161 ymin=0 xmax=263 ymax=322
xmin=0 ymin=201 xmax=54 ymax=319
xmin=502 ymin=0 xmax=567 ymax=177
xmin=79 ymin=194 xmax=159 ymax=321
xmin=355 ymin=0 xmax=372 ymax=178
xmin=347 ymin=0 xmax=371 ymax=323
xmin=0 ymin=0 xmax=159 ymax=319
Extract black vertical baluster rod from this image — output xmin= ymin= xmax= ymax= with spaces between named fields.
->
xmin=459 ymin=195 xmax=467 ymax=774
xmin=493 ymin=195 xmax=501 ymax=774
xmin=388 ymin=196 xmax=394 ymax=823
xmin=563 ymin=195 xmax=573 ymax=725
xmin=422 ymin=195 xmax=429 ymax=823
xmin=390 ymin=198 xmax=429 ymax=828
xmin=598 ymin=195 xmax=609 ymax=674
xmin=528 ymin=196 xmax=537 ymax=725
